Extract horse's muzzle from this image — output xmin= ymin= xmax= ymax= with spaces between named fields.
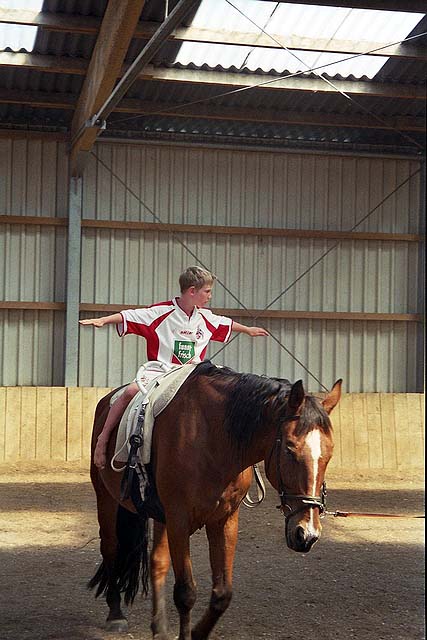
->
xmin=286 ymin=522 xmax=320 ymax=553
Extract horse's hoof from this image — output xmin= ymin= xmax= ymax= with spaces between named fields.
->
xmin=106 ymin=618 xmax=129 ymax=633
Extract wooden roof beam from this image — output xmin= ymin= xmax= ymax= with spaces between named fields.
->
xmin=255 ymin=0 xmax=427 ymax=12
xmin=0 ymin=50 xmax=87 ymax=74
xmin=115 ymin=99 xmax=426 ymax=132
xmin=1 ymin=89 xmax=424 ymax=132
xmin=70 ymin=0 xmax=146 ymax=176
xmin=0 ymin=7 xmax=100 ymax=33
xmin=141 ymin=65 xmax=427 ymax=100
xmin=152 ymin=26 xmax=427 ymax=61
xmin=70 ymin=0 xmax=201 ymax=175
xmin=1 ymin=52 xmax=424 ymax=100
xmin=1 ymin=10 xmax=426 ymax=61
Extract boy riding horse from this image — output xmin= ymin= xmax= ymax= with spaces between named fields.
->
xmin=79 ymin=266 xmax=268 ymax=469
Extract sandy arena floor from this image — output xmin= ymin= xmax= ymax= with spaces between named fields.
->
xmin=0 ymin=465 xmax=424 ymax=640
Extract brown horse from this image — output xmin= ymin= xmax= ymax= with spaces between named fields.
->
xmin=89 ymin=362 xmax=342 ymax=640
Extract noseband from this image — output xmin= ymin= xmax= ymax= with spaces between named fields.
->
xmin=272 ymin=415 xmax=327 ymax=521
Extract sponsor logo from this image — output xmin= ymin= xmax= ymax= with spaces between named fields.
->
xmin=179 ymin=330 xmax=193 ymax=336
xmin=173 ymin=340 xmax=195 ymax=364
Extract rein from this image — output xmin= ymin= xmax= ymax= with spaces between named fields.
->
xmin=272 ymin=414 xmax=327 ymax=521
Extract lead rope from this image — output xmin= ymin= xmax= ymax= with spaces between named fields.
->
xmin=325 ymin=510 xmax=424 ymax=519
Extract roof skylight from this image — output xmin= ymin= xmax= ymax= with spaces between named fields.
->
xmin=175 ymin=0 xmax=425 ymax=79
xmin=0 ymin=1 xmax=43 ymax=52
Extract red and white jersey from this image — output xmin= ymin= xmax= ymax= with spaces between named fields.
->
xmin=117 ymin=298 xmax=233 ymax=365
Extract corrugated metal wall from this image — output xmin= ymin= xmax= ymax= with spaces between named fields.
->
xmin=78 ymin=142 xmax=423 ymax=391
xmin=0 ymin=137 xmax=69 ymax=385
xmin=0 ymin=136 xmax=424 ymax=391
xmin=0 ymin=138 xmax=69 ymax=218
xmin=84 ymin=144 xmax=421 ymax=233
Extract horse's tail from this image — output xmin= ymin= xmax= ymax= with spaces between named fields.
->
xmin=116 ymin=506 xmax=150 ymax=603
xmin=88 ymin=506 xmax=150 ymax=605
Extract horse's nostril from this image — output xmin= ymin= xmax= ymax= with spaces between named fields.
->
xmin=296 ymin=526 xmax=306 ymax=545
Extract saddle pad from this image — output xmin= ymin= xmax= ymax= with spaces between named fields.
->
xmin=112 ymin=363 xmax=197 ymax=467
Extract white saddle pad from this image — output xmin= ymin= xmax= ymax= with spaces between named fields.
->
xmin=112 ymin=363 xmax=197 ymax=469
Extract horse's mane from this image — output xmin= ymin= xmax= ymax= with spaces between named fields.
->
xmin=191 ymin=362 xmax=332 ymax=448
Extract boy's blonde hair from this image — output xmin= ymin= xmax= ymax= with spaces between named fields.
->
xmin=179 ymin=266 xmax=216 ymax=292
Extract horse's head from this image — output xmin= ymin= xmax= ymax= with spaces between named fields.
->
xmin=265 ymin=378 xmax=342 ymax=553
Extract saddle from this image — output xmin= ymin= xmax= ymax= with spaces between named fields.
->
xmin=112 ymin=362 xmax=198 ymax=468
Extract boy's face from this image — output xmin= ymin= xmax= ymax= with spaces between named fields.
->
xmin=192 ymin=284 xmax=213 ymax=307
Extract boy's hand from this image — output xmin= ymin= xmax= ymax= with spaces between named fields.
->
xmin=79 ymin=318 xmax=106 ymax=327
xmin=246 ymin=326 xmax=269 ymax=337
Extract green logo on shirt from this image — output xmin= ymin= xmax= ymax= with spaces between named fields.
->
xmin=174 ymin=340 xmax=195 ymax=364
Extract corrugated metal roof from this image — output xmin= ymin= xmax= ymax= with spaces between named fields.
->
xmin=101 ymin=114 xmax=423 ymax=153
xmin=32 ymin=29 xmax=96 ymax=58
xmin=0 ymin=1 xmax=43 ymax=51
xmin=174 ymin=0 xmax=425 ymax=79
xmin=41 ymin=0 xmax=107 ymax=18
xmin=0 ymin=0 xmax=425 ymax=154
xmin=127 ymin=74 xmax=426 ymax=118
xmin=0 ymin=103 xmax=71 ymax=129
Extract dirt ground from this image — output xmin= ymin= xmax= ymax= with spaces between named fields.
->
xmin=0 ymin=465 xmax=424 ymax=640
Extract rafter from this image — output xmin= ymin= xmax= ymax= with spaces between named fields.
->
xmin=1 ymin=52 xmax=424 ymax=100
xmin=0 ymin=6 xmax=100 ymax=33
xmin=255 ymin=0 xmax=427 ymax=11
xmin=0 ymin=51 xmax=87 ymax=74
xmin=0 ymin=89 xmax=75 ymax=109
xmin=0 ymin=51 xmax=426 ymax=100
xmin=153 ymin=26 xmax=427 ymax=61
xmin=115 ymin=99 xmax=426 ymax=132
xmin=70 ymin=0 xmax=146 ymax=175
xmin=1 ymin=9 xmax=426 ymax=61
xmin=141 ymin=65 xmax=426 ymax=100
xmin=0 ymin=89 xmax=424 ymax=132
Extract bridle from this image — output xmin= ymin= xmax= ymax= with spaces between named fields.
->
xmin=270 ymin=414 xmax=327 ymax=521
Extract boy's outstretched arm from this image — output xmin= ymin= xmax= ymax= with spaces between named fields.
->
xmin=231 ymin=322 xmax=269 ymax=337
xmin=79 ymin=313 xmax=123 ymax=328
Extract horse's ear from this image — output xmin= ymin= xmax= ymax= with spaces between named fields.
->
xmin=322 ymin=379 xmax=342 ymax=414
xmin=287 ymin=379 xmax=305 ymax=411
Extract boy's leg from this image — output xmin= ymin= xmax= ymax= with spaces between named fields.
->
xmin=94 ymin=382 xmax=139 ymax=469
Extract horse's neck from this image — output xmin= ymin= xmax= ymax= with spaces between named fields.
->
xmin=215 ymin=418 xmax=276 ymax=476
xmin=205 ymin=377 xmax=277 ymax=470
xmin=242 ymin=429 xmax=276 ymax=469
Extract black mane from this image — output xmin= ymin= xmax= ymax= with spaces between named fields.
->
xmin=191 ymin=362 xmax=331 ymax=448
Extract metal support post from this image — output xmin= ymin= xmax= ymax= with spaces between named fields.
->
xmin=64 ymin=176 xmax=83 ymax=386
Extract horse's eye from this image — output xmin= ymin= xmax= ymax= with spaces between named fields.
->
xmin=284 ymin=443 xmax=294 ymax=456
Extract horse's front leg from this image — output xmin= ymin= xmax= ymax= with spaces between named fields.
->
xmin=150 ymin=521 xmax=171 ymax=639
xmin=167 ymin=521 xmax=197 ymax=640
xmin=191 ymin=509 xmax=239 ymax=640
